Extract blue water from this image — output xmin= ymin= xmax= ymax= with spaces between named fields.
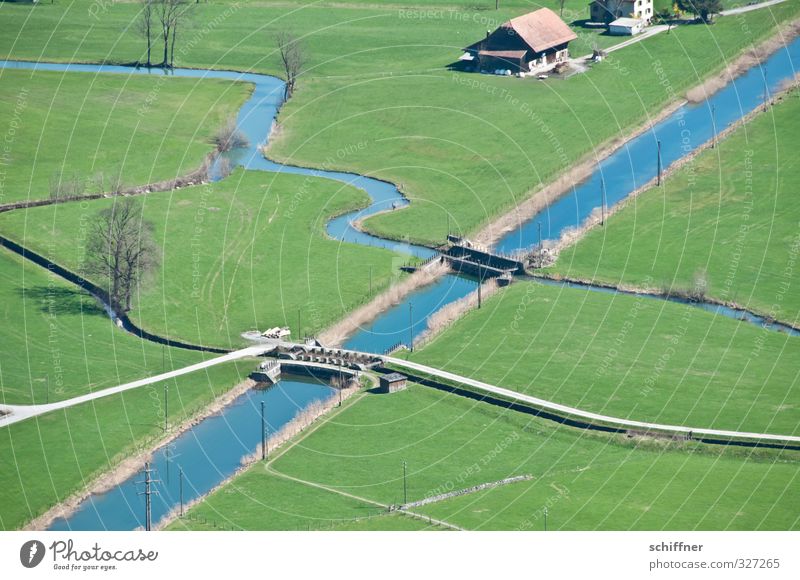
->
xmin=344 ymin=273 xmax=477 ymax=353
xmin=4 ymin=35 xmax=799 ymax=530
xmin=494 ymin=36 xmax=800 ymax=253
xmin=48 ymin=376 xmax=332 ymax=531
xmin=0 ymin=60 xmax=434 ymax=259
xmin=532 ymin=277 xmax=800 ymax=336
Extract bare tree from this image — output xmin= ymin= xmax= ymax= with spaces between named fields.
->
xmin=155 ymin=0 xmax=190 ymax=68
xmin=168 ymin=0 xmax=192 ymax=67
xmin=137 ymin=0 xmax=155 ymax=67
xmin=84 ymin=198 xmax=159 ymax=313
xmin=275 ymin=31 xmax=305 ymax=100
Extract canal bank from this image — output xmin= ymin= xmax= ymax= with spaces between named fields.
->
xmin=3 ymin=17 xmax=800 ymax=532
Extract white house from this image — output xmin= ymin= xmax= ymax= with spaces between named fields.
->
xmin=589 ymin=0 xmax=654 ymax=25
xmin=609 ymin=17 xmax=646 ymax=35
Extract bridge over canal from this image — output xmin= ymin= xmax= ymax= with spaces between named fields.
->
xmin=2 ymin=341 xmax=798 ymax=450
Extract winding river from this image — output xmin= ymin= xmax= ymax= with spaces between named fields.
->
xmin=2 ymin=32 xmax=799 ymax=529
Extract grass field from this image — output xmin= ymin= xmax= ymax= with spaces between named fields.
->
xmin=268 ymin=4 xmax=800 ymax=246
xmin=549 ymin=89 xmax=800 ymax=325
xmin=0 ymin=359 xmax=253 ymax=530
xmin=171 ymin=384 xmax=800 ymax=531
xmin=1 ymin=2 xmax=795 ymax=244
xmin=0 ymin=68 xmax=248 ymax=204
xmin=0 ymin=249 xmax=222 ymax=404
xmin=0 ymin=169 xmax=403 ymax=348
xmin=0 ymin=1 xmax=637 ymax=75
xmin=410 ymin=281 xmax=800 ymax=435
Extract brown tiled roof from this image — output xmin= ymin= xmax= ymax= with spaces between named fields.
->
xmin=478 ymin=49 xmax=528 ymax=59
xmin=504 ymin=8 xmax=577 ymax=53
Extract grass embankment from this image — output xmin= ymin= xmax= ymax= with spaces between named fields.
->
xmin=0 ymin=169 xmax=403 ymax=348
xmin=0 ymin=249 xmax=218 ymax=404
xmin=410 ymin=282 xmax=799 ymax=435
xmin=2 ymin=2 xmax=794 ymax=243
xmin=0 ymin=360 xmax=253 ymax=530
xmin=0 ymin=68 xmax=248 ymax=204
xmin=170 ymin=384 xmax=800 ymax=531
xmin=270 ymin=4 xmax=800 ymax=245
xmin=549 ymin=89 xmax=800 ymax=324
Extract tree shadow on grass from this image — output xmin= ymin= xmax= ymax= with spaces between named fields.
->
xmin=16 ymin=286 xmax=107 ymax=317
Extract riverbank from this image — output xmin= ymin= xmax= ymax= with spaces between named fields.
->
xmin=539 ymin=78 xmax=800 ymax=327
xmin=155 ymin=377 xmax=365 ymax=530
xmin=318 ymin=259 xmax=451 ymax=347
xmin=547 ymin=74 xmax=800 ymax=259
xmin=413 ymin=278 xmax=501 ymax=349
xmin=24 ymin=376 xmax=258 ymax=531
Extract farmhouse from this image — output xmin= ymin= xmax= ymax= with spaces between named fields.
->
xmin=462 ymin=8 xmax=577 ymax=74
xmin=589 ymin=0 xmax=654 ymax=25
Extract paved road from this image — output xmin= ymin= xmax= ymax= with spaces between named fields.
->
xmin=385 ymin=356 xmax=800 ymax=445
xmin=573 ymin=0 xmax=786 ymax=63
xmin=3 ymin=343 xmax=798 ymax=446
xmin=721 ymin=0 xmax=786 ymax=16
xmin=0 ymin=346 xmax=266 ymax=428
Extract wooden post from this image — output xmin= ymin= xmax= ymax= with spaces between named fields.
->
xmin=601 ymin=176 xmax=606 ymax=226
xmin=656 ymin=140 xmax=662 ymax=186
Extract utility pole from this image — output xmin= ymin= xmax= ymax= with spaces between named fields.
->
xmin=763 ymin=65 xmax=769 ymax=111
xmin=711 ymin=104 xmax=717 ymax=149
xmin=656 ymin=140 xmax=662 ymax=186
xmin=179 ymin=467 xmax=185 ymax=517
xmin=544 ymin=506 xmax=548 ymax=531
xmin=408 ymin=303 xmax=414 ymax=352
xmin=369 ymin=266 xmax=373 ymax=295
xmin=402 ymin=460 xmax=408 ymax=505
xmin=261 ymin=401 xmax=267 ymax=460
xmin=537 ymin=221 xmax=543 ymax=251
xmin=297 ymin=309 xmax=301 ymax=340
xmin=601 ymin=176 xmax=606 ymax=226
xmin=137 ymin=462 xmax=159 ymax=531
xmin=161 ymin=343 xmax=165 ymax=373
xmin=337 ymin=360 xmax=343 ymax=407
xmin=478 ymin=281 xmax=482 ymax=309
xmin=164 ymin=384 xmax=169 ymax=432
xmin=46 ymin=374 xmax=50 ymax=405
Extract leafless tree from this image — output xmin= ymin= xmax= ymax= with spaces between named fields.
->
xmin=155 ymin=0 xmax=190 ymax=68
xmin=275 ymin=31 xmax=305 ymax=100
xmin=137 ymin=0 xmax=155 ymax=67
xmin=84 ymin=198 xmax=159 ymax=313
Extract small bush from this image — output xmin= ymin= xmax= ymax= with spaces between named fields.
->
xmin=213 ymin=117 xmax=249 ymax=152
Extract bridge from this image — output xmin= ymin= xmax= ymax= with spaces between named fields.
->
xmin=442 ymin=238 xmax=522 ymax=281
xmin=1 ymin=341 xmax=798 ymax=448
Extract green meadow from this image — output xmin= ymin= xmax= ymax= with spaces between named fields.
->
xmin=0 ymin=360 xmax=253 ymax=530
xmin=0 ymin=169 xmax=403 ymax=348
xmin=410 ymin=281 xmax=800 ymax=436
xmin=550 ymin=89 xmax=800 ymax=324
xmin=0 ymin=68 xmax=248 ymax=204
xmin=171 ymin=384 xmax=800 ymax=531
xmin=1 ymin=1 xmax=795 ymax=244
xmin=0 ymin=249 xmax=216 ymax=404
